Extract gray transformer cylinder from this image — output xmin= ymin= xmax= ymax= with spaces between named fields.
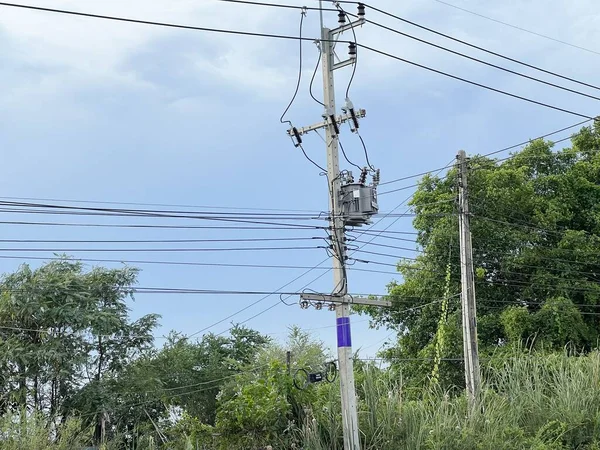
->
xmin=339 ymin=183 xmax=379 ymax=226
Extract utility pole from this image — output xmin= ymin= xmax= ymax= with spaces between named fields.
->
xmin=287 ymin=5 xmax=384 ymax=450
xmin=321 ymin=20 xmax=360 ymax=450
xmin=457 ymin=150 xmax=481 ymax=407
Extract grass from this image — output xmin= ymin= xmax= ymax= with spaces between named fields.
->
xmin=1 ymin=350 xmax=599 ymax=449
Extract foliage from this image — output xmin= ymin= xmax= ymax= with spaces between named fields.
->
xmin=214 ymin=327 xmax=333 ymax=448
xmin=364 ymin=124 xmax=600 ymax=387
xmin=302 ymin=350 xmax=600 ymax=450
xmin=0 ymin=258 xmax=159 ymax=444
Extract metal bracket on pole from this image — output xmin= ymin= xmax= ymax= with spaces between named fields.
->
xmin=300 ymin=293 xmax=391 ymax=308
xmin=333 ymin=59 xmax=355 ymax=71
xmin=287 ymin=109 xmax=366 ymax=137
xmin=331 ymin=19 xmax=365 ymax=35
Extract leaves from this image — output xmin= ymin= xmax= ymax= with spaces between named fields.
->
xmin=367 ymin=124 xmax=600 ymax=387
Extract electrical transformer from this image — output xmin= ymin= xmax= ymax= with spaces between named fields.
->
xmin=339 ymin=182 xmax=379 ymax=226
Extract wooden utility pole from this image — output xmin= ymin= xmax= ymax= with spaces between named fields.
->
xmin=457 ymin=150 xmax=481 ymax=407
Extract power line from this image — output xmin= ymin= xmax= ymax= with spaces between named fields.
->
xmin=349 ymin=13 xmax=600 ymax=101
xmin=203 ymin=187 xmax=424 ymax=337
xmin=213 ymin=0 xmax=600 ymax=111
xmin=0 ymin=246 xmax=322 ymax=253
xmin=279 ymin=8 xmax=306 ymax=126
xmin=351 ymin=240 xmax=421 ymax=253
xmin=348 ymin=231 xmax=418 ymax=243
xmin=309 ymin=44 xmax=325 ymax=107
xmin=430 ymin=0 xmax=600 ymax=57
xmin=377 ymin=183 xmax=420 ymax=196
xmin=216 ymin=0 xmax=337 ymax=12
xmin=0 ymin=237 xmax=320 ymax=244
xmin=4 ymin=1 xmax=591 ymax=121
xmin=379 ymin=119 xmax=593 ymax=187
xmin=0 ymin=199 xmax=326 ymax=219
xmin=355 ymin=2 xmax=600 ymax=90
xmin=0 ymin=254 xmax=397 ymax=275
xmin=336 ymin=2 xmax=358 ymax=100
xmin=0 ymin=2 xmax=322 ymax=42
xmin=339 ymin=139 xmax=364 ymax=172
xmin=218 ymin=0 xmax=600 ymax=91
xmin=0 ymin=220 xmax=323 ymax=231
xmin=0 ymin=196 xmax=322 ymax=214
xmin=0 ymin=285 xmax=386 ymax=297
xmin=358 ymin=43 xmax=594 ymax=120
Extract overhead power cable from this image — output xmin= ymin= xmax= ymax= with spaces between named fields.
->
xmin=309 ymin=46 xmax=325 ymax=107
xmin=344 ymin=2 xmax=600 ymax=89
xmin=0 ymin=220 xmax=323 ymax=231
xmin=221 ymin=0 xmax=600 ymax=91
xmin=0 ymin=199 xmax=324 ymax=218
xmin=216 ymin=0 xmax=337 ymax=12
xmin=200 ymin=184 xmax=426 ymax=336
xmin=379 ymin=119 xmax=593 ymax=187
xmin=349 ymin=13 xmax=600 ymax=102
xmin=0 ymin=237 xmax=320 ymax=244
xmin=335 ymin=2 xmax=358 ymax=99
xmin=185 ymin=255 xmax=331 ymax=338
xmin=0 ymin=285 xmax=387 ymax=297
xmin=0 ymin=200 xmax=329 ymax=229
xmin=0 ymin=196 xmax=322 ymax=214
xmin=0 ymin=254 xmax=397 ymax=276
xmin=358 ymin=43 xmax=594 ymax=120
xmin=4 ymin=1 xmax=592 ymax=120
xmin=279 ymin=8 xmax=306 ymax=126
xmin=0 ymin=2 xmax=323 ymax=42
xmin=0 ymin=246 xmax=321 ymax=253
xmin=430 ymin=0 xmax=600 ymax=57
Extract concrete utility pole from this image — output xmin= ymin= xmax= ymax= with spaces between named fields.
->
xmin=457 ymin=150 xmax=481 ymax=407
xmin=321 ymin=20 xmax=360 ymax=450
xmin=288 ymin=5 xmax=385 ymax=449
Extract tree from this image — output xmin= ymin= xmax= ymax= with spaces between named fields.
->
xmin=0 ymin=258 xmax=159 ymax=444
xmin=365 ymin=123 xmax=600 ymax=387
xmin=214 ymin=327 xmax=332 ymax=448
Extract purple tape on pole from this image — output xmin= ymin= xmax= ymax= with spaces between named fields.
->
xmin=336 ymin=317 xmax=352 ymax=348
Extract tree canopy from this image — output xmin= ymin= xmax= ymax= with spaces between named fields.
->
xmin=365 ymin=123 xmax=600 ymax=387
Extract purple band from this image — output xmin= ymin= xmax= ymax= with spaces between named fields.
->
xmin=337 ymin=317 xmax=352 ymax=348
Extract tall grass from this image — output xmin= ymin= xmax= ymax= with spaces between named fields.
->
xmin=318 ymin=350 xmax=600 ymax=449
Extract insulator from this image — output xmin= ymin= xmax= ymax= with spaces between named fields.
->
xmin=359 ymin=167 xmax=368 ymax=185
xmin=348 ymin=42 xmax=357 ymax=58
xmin=329 ymin=115 xmax=340 ymax=135
xmin=300 ymin=300 xmax=310 ymax=310
xmin=328 ymin=303 xmax=336 ymax=311
xmin=292 ymin=127 xmax=302 ymax=147
xmin=338 ymin=11 xmax=346 ymax=24
xmin=357 ymin=3 xmax=366 ymax=17
xmin=315 ymin=302 xmax=323 ymax=310
xmin=345 ymin=99 xmax=359 ymax=131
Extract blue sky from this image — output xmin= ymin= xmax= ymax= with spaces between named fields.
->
xmin=0 ymin=0 xmax=598 ymax=359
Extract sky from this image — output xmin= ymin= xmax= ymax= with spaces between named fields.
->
xmin=0 ymin=0 xmax=599 ymax=359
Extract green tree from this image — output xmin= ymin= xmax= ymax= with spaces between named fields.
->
xmin=214 ymin=327 xmax=332 ymax=448
xmin=366 ymin=123 xmax=600 ymax=387
xmin=0 ymin=258 xmax=159 ymax=444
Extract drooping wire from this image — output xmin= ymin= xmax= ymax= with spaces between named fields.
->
xmin=336 ymin=3 xmax=358 ymax=100
xmin=309 ymin=43 xmax=326 ymax=107
xmin=338 ymin=139 xmax=363 ymax=172
xmin=357 ymin=132 xmax=376 ymax=171
xmin=298 ymin=143 xmax=327 ymax=172
xmin=279 ymin=9 xmax=307 ymax=126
